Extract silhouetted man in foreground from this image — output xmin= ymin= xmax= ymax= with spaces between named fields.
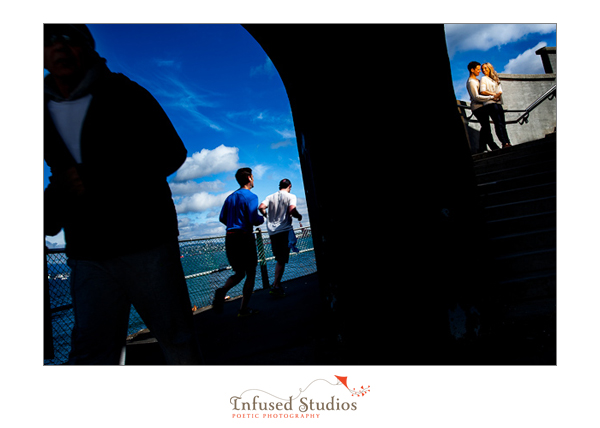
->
xmin=44 ymin=24 xmax=202 ymax=364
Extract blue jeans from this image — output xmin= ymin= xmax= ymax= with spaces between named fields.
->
xmin=67 ymin=241 xmax=203 ymax=364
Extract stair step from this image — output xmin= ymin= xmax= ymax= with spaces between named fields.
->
xmin=472 ymin=135 xmax=557 ymax=330
xmin=476 ymin=159 xmax=556 ymax=185
xmin=484 ymin=196 xmax=556 ymax=221
xmin=495 ymin=248 xmax=556 ymax=277
xmin=481 ymin=182 xmax=556 ymax=206
xmin=503 ymin=297 xmax=556 ymax=319
xmin=498 ymin=270 xmax=556 ymax=301
xmin=486 ymin=211 xmax=556 ymax=238
xmin=490 ymin=228 xmax=556 ymax=256
xmin=473 ymin=147 xmax=556 ymax=175
xmin=478 ymin=170 xmax=556 ymax=196
xmin=472 ymin=134 xmax=556 ymax=163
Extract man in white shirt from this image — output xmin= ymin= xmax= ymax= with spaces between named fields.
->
xmin=466 ymin=61 xmax=500 ymax=153
xmin=259 ymin=179 xmax=303 ymax=296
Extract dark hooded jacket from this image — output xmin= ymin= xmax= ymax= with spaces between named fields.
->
xmin=44 ymin=60 xmax=187 ymax=260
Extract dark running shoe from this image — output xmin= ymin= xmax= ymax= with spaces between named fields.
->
xmin=237 ymin=308 xmax=259 ymax=318
xmin=269 ymin=287 xmax=286 ymax=298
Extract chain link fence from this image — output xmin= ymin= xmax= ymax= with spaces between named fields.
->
xmin=44 ymin=226 xmax=316 ymax=365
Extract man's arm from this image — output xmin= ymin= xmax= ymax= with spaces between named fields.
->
xmin=288 ymin=205 xmax=302 ymax=221
xmin=467 ymin=79 xmax=493 ymax=103
xmin=249 ymin=195 xmax=265 ymax=226
xmin=258 ymin=202 xmax=267 ymax=217
xmin=219 ymin=201 xmax=228 ymax=226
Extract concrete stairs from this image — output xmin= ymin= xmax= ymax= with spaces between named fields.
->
xmin=473 ymin=133 xmax=556 ymax=356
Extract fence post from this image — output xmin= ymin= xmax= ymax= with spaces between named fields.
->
xmin=255 ymin=228 xmax=270 ymax=289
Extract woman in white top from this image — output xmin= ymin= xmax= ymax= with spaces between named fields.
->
xmin=480 ymin=62 xmax=512 ymax=148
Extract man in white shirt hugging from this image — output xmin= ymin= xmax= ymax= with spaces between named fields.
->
xmin=258 ymin=179 xmax=303 ymax=297
xmin=466 ymin=61 xmax=501 ymax=153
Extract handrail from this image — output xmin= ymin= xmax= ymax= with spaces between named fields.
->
xmin=458 ymin=84 xmax=556 ymax=126
xmin=45 ymin=225 xmax=317 ymax=364
xmin=45 ymin=224 xmax=312 ymax=249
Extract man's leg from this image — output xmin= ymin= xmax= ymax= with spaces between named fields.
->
xmin=67 ymin=258 xmax=131 ymax=365
xmin=272 ymin=261 xmax=286 ymax=289
xmin=238 ymin=232 xmax=259 ymax=313
xmin=223 ymin=271 xmax=246 ymax=292
xmin=473 ymin=107 xmax=498 ymax=152
xmin=123 ymin=241 xmax=203 ymax=364
xmin=213 ymin=269 xmax=245 ymax=313
xmin=270 ymin=232 xmax=289 ymax=294
xmin=489 ymin=104 xmax=512 ymax=147
xmin=239 ymin=266 xmax=256 ymax=312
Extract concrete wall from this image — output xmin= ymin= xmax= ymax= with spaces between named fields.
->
xmin=461 ymin=47 xmax=556 ymax=152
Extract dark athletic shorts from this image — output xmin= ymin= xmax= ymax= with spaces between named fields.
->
xmin=270 ymin=231 xmax=290 ymax=264
xmin=225 ymin=231 xmax=257 ymax=272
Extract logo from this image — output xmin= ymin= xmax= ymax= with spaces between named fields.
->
xmin=229 ymin=375 xmax=371 ymax=419
xmin=334 ymin=375 xmax=371 ymax=397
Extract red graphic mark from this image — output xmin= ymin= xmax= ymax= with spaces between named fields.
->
xmin=334 ymin=375 xmax=371 ymax=397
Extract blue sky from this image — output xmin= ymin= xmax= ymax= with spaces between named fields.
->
xmin=44 ymin=23 xmax=557 ymax=247
xmin=445 ymin=24 xmax=557 ymax=101
xmin=44 ymin=24 xmax=303 ymax=246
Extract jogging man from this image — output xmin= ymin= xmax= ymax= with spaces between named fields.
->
xmin=214 ymin=168 xmax=264 ymax=317
xmin=258 ymin=179 xmax=303 ymax=297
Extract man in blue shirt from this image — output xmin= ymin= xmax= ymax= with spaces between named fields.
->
xmin=214 ymin=167 xmax=264 ymax=317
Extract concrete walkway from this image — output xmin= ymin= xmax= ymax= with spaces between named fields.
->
xmin=125 ymin=270 xmax=556 ymax=365
xmin=125 ymin=273 xmax=327 ymax=365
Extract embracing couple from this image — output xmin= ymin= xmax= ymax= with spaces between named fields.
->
xmin=466 ymin=61 xmax=513 ymax=153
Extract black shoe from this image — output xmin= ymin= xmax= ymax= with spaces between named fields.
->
xmin=269 ymin=287 xmax=286 ymax=298
xmin=238 ymin=308 xmax=259 ymax=318
xmin=212 ymin=288 xmax=226 ymax=314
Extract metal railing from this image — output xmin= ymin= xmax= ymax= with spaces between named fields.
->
xmin=459 ymin=84 xmax=556 ymax=125
xmin=44 ymin=226 xmax=316 ymax=365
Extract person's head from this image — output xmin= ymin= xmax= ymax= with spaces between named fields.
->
xmin=279 ymin=178 xmax=292 ymax=191
xmin=467 ymin=61 xmax=481 ymax=76
xmin=482 ymin=62 xmax=500 ymax=83
xmin=44 ymin=25 xmax=98 ymax=90
xmin=235 ymin=167 xmax=254 ymax=188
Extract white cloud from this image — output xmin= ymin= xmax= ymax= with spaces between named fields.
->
xmin=175 ymin=191 xmax=233 ymax=214
xmin=173 ymin=145 xmax=239 ymax=181
xmin=252 ymin=164 xmax=270 ymax=179
xmin=501 ymin=42 xmax=547 ymax=74
xmin=288 ymin=160 xmax=301 ymax=173
xmin=155 ymin=59 xmax=181 ymax=69
xmin=169 ymin=179 xmax=226 ymax=196
xmin=250 ymin=56 xmax=276 ymax=78
xmin=271 ymin=140 xmax=293 ymax=149
xmin=445 ymin=24 xmax=556 ymax=58
xmin=146 ymin=74 xmax=223 ymax=131
xmin=294 ymin=197 xmax=308 ymax=214
xmin=275 ymin=128 xmax=296 ymax=139
xmin=161 ymin=75 xmax=218 ymax=108
xmin=177 ymin=218 xmax=226 ymax=240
